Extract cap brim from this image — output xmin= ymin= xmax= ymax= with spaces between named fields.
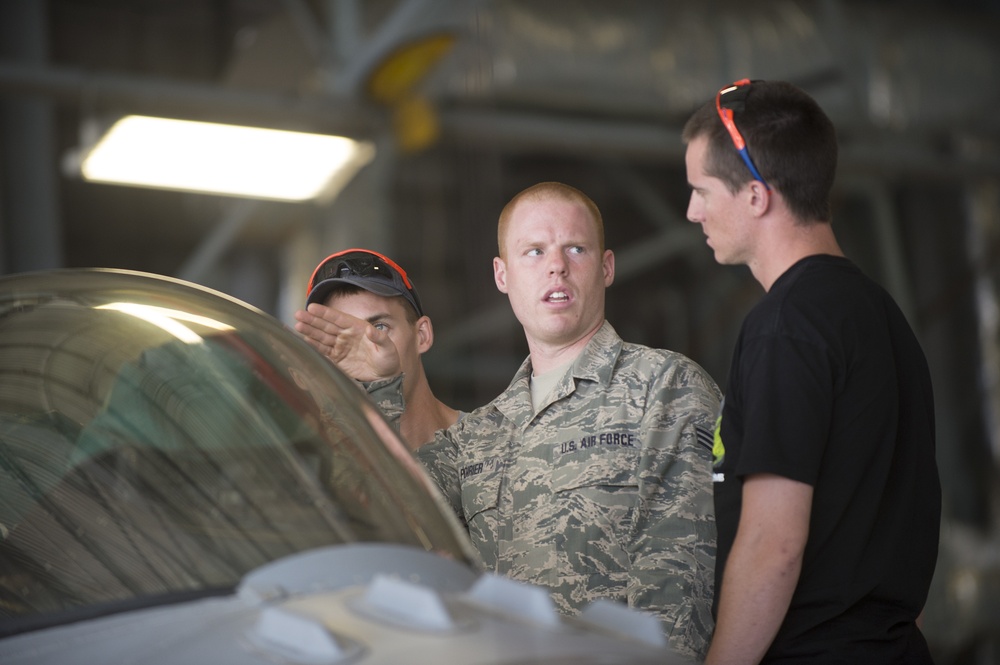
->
xmin=306 ymin=277 xmax=407 ymax=307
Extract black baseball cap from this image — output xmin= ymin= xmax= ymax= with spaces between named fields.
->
xmin=305 ymin=248 xmax=424 ymax=317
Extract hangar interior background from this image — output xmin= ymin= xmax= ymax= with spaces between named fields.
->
xmin=1 ymin=1 xmax=999 ymax=661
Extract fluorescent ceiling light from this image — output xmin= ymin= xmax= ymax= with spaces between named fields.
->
xmin=79 ymin=116 xmax=375 ymax=202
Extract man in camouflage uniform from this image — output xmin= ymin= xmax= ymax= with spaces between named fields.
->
xmin=366 ymin=182 xmax=721 ymax=660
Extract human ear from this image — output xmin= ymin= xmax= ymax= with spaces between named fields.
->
xmin=748 ymin=180 xmax=772 ymax=218
xmin=493 ymin=256 xmax=509 ymax=293
xmin=416 ymin=316 xmax=433 ymax=354
xmin=602 ymin=249 xmax=615 ymax=287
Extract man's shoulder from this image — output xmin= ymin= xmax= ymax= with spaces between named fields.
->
xmin=769 ymin=255 xmax=863 ymax=304
xmin=619 ymin=339 xmax=694 ymax=363
xmin=618 ymin=340 xmax=715 ymax=380
xmin=599 ymin=341 xmax=722 ymax=409
xmin=443 ymin=391 xmax=511 ymax=435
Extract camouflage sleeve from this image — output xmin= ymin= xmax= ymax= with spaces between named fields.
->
xmin=366 ymin=375 xmax=466 ymax=528
xmin=415 ymin=428 xmax=465 ymax=528
xmin=629 ymin=356 xmax=721 ymax=661
xmin=362 ymin=374 xmax=406 ymax=431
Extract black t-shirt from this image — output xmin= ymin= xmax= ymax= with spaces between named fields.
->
xmin=713 ymin=255 xmax=941 ymax=663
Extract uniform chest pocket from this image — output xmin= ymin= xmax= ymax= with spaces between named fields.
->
xmin=550 ymin=445 xmax=641 ymax=493
xmin=460 ymin=460 xmax=502 ymax=521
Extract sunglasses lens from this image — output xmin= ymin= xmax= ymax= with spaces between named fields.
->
xmin=307 ymin=249 xmax=421 ymax=315
xmin=718 ymin=85 xmax=749 ymax=112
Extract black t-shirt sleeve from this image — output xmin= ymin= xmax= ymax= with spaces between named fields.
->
xmin=733 ymin=330 xmax=834 ymax=486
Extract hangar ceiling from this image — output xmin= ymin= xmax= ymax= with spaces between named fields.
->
xmin=2 ymin=2 xmax=1000 ymax=659
xmin=3 ymin=2 xmax=999 ymax=266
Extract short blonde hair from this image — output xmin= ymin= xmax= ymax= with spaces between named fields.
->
xmin=497 ymin=182 xmax=604 ymax=258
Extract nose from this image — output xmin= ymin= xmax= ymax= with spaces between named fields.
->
xmin=547 ymin=251 xmax=568 ymax=275
xmin=686 ymin=193 xmax=703 ymax=224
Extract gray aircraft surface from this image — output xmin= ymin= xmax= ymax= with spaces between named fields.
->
xmin=0 ymin=268 xmax=686 ymax=665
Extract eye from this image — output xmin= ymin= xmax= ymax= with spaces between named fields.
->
xmin=568 ymin=246 xmax=585 ymax=255
xmin=526 ymin=248 xmax=542 ymax=257
xmin=372 ymin=322 xmax=389 ymax=332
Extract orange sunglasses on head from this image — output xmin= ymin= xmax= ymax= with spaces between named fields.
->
xmin=716 ymin=78 xmax=770 ymax=190
xmin=306 ymin=248 xmax=423 ymax=315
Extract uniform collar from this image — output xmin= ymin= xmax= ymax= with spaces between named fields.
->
xmin=495 ymin=321 xmax=623 ymax=421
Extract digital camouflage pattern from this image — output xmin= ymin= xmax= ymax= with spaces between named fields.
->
xmin=372 ymin=322 xmax=720 ymax=659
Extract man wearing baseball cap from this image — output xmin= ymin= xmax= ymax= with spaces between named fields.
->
xmin=294 ymin=248 xmax=460 ymax=448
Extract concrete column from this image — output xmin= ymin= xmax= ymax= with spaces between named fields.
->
xmin=0 ymin=0 xmax=63 ymax=273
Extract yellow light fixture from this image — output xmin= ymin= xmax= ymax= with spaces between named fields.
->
xmin=367 ymin=34 xmax=456 ymax=105
xmin=366 ymin=34 xmax=456 ymax=153
xmin=78 ymin=116 xmax=375 ymax=202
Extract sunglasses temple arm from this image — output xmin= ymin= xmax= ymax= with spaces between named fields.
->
xmin=738 ymin=148 xmax=771 ymax=190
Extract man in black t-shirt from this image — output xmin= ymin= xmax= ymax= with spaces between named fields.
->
xmin=682 ymin=80 xmax=941 ymax=664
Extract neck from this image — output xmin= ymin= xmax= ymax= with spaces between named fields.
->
xmin=528 ymin=319 xmax=604 ymax=376
xmin=399 ymin=380 xmax=458 ymax=451
xmin=751 ymin=219 xmax=843 ymax=291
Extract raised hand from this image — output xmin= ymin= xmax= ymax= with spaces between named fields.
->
xmin=294 ymin=303 xmax=402 ymax=382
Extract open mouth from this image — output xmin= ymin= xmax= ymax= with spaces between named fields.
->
xmin=545 ymin=290 xmax=570 ymax=304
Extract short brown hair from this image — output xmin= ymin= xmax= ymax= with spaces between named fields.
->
xmin=682 ymin=80 xmax=837 ymax=223
xmin=497 ymin=182 xmax=604 ymax=258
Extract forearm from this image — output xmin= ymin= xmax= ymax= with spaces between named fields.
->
xmin=628 ymin=515 xmax=716 ymax=661
xmin=705 ymin=536 xmax=801 ymax=665
xmin=364 ymin=374 xmax=406 ymax=428
xmin=415 ymin=431 xmax=464 ymax=521
xmin=630 ymin=420 xmax=717 ymax=659
xmin=705 ymin=474 xmax=811 ymax=665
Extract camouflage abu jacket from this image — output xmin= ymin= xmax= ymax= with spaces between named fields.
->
xmin=371 ymin=321 xmax=720 ymax=660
